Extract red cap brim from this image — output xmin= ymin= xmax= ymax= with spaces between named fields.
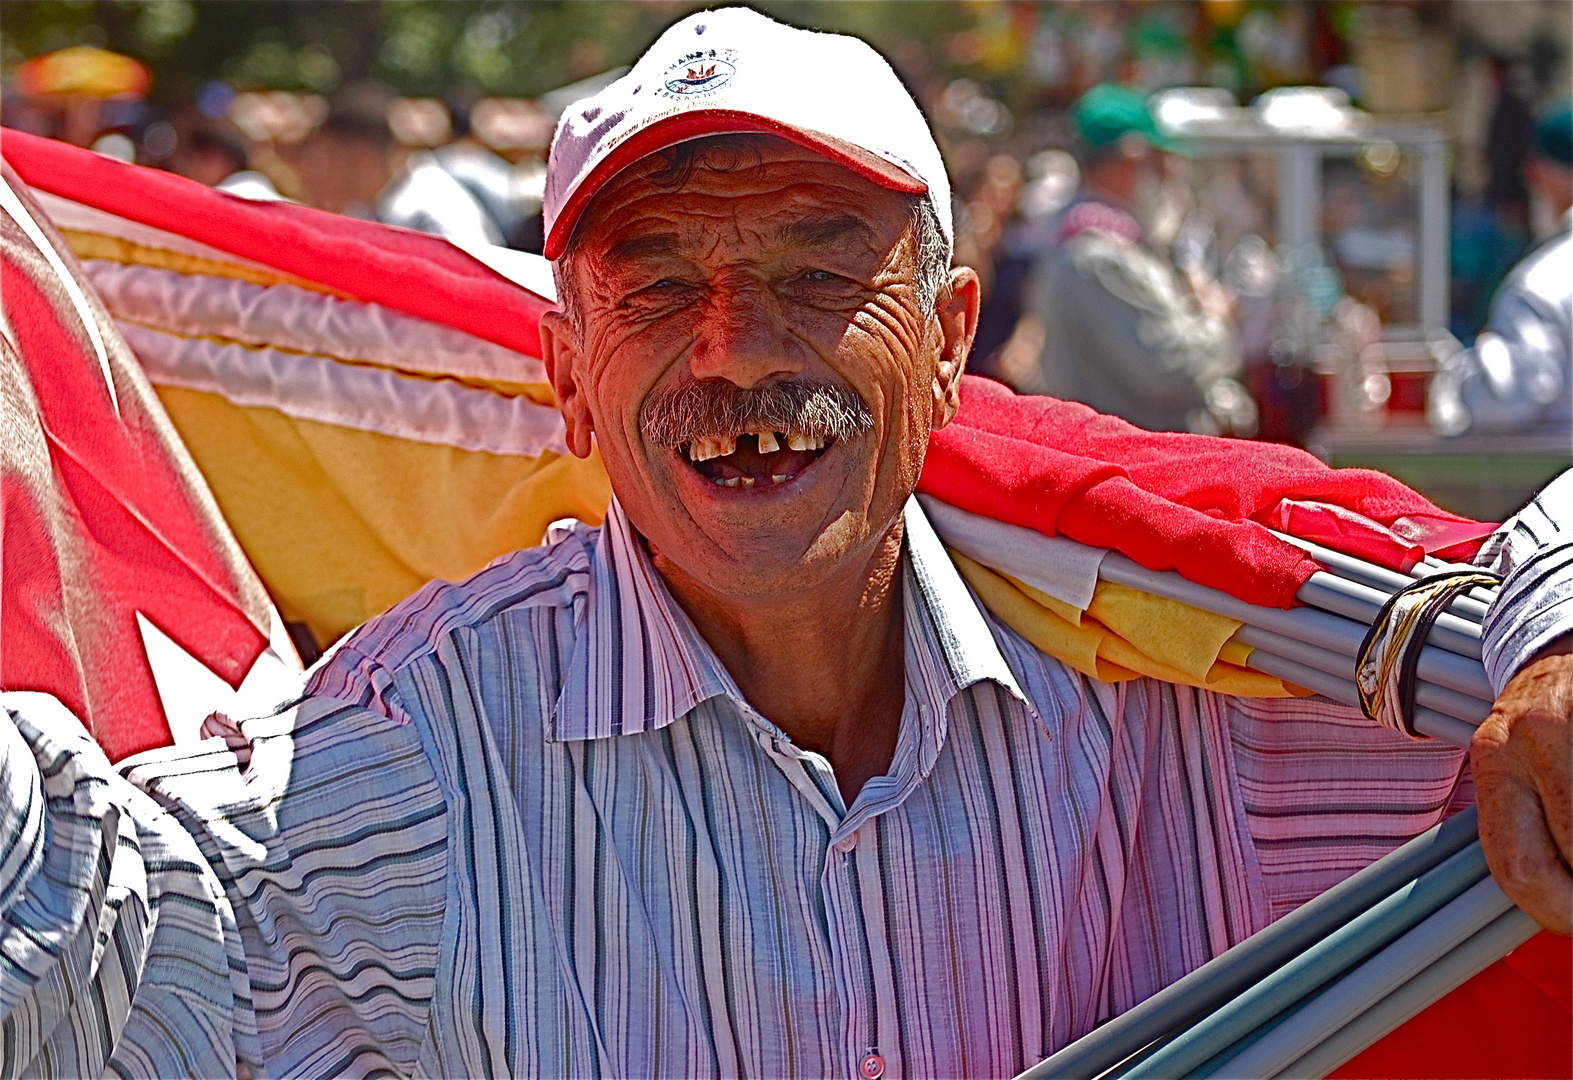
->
xmin=543 ymin=109 xmax=928 ymax=260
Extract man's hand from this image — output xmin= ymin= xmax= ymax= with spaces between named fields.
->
xmin=1472 ymin=637 xmax=1572 ymax=934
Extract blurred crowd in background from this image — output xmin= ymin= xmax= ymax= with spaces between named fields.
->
xmin=2 ymin=0 xmax=1569 ymax=463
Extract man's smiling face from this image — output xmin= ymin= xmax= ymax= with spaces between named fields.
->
xmin=540 ymin=135 xmax=975 ymax=602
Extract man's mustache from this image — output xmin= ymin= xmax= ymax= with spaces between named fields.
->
xmin=640 ymin=378 xmax=873 ymax=447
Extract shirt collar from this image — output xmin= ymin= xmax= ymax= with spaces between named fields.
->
xmin=550 ymin=496 xmax=1032 ymax=747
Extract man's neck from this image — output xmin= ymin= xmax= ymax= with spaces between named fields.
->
xmin=647 ymin=523 xmax=908 ymax=808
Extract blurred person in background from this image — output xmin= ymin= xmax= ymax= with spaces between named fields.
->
xmin=417 ymin=89 xmax=531 ymax=248
xmin=166 ymin=108 xmax=279 ymax=201
xmin=1021 ymin=83 xmax=1254 ymax=436
xmin=294 ymin=84 xmax=400 ymax=220
xmin=296 ymin=84 xmax=502 ymax=248
xmin=961 ymin=152 xmax=1030 ymax=379
xmin=1431 ymin=97 xmax=1572 ymax=438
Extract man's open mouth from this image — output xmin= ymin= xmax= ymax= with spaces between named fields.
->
xmin=681 ymin=430 xmax=831 ymax=488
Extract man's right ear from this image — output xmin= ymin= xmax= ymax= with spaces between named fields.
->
xmin=539 ymin=310 xmax=595 ymax=459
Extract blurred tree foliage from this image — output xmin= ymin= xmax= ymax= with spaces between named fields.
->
xmin=0 ymin=1 xmax=972 ymax=104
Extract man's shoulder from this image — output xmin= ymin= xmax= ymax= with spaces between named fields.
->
xmin=1508 ymin=229 xmax=1573 ymax=312
xmin=313 ymin=519 xmax=599 ymax=687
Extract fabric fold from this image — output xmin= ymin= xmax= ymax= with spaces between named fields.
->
xmin=923 ymin=376 xmax=1495 ymax=610
xmin=950 ymin=550 xmax=1307 ymax=698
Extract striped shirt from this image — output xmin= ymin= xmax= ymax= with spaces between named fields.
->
xmin=1478 ymin=468 xmax=1573 ymax=694
xmin=5 ymin=488 xmax=1566 ymax=1078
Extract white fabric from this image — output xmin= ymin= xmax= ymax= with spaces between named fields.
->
xmin=31 ymin=189 xmax=283 ymax=274
xmin=215 ymin=170 xmax=283 ymax=201
xmin=85 ymin=258 xmax=547 ymax=383
xmin=918 ymin=493 xmax=1108 ymax=610
xmin=119 ymin=321 xmax=569 ymax=457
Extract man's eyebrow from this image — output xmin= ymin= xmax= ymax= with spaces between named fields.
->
xmin=777 ymin=214 xmax=874 ymax=249
xmin=605 ymin=234 xmax=683 ymax=262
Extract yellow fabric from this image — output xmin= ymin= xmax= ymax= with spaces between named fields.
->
xmin=1011 ymin=576 xmax=1084 ymax=626
xmin=950 ymin=550 xmax=1310 ymax=697
xmin=1218 ymin=638 xmax=1256 ymax=668
xmin=147 ymin=378 xmax=1311 ymax=692
xmin=954 ymin=552 xmax=1109 ymax=677
xmin=1087 ymin=581 xmax=1243 ymax=683
xmin=61 ymin=230 xmax=348 ymax=296
xmin=157 ymin=387 xmax=613 ymax=648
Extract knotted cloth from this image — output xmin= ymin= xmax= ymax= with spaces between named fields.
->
xmin=1357 ymin=572 xmax=1502 ymax=735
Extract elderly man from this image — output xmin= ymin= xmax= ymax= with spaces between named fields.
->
xmin=4 ymin=9 xmax=1569 ymax=1079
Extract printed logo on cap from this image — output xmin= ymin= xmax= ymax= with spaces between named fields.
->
xmin=660 ymin=50 xmax=737 ymax=97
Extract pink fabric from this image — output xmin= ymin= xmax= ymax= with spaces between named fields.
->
xmin=1259 ymin=499 xmax=1499 ymax=573
xmin=1056 ymin=199 xmax=1143 ymax=246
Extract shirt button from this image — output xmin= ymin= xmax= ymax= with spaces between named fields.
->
xmin=859 ymin=1052 xmax=885 ymax=1079
xmin=834 ymin=832 xmax=857 ymax=854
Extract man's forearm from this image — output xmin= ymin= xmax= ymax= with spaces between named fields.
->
xmin=1474 ymin=470 xmax=1573 ymax=934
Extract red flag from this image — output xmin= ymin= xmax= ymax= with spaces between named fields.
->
xmin=0 ymin=162 xmax=276 ymax=761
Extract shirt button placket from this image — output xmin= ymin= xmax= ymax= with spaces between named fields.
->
xmin=859 ymin=1051 xmax=886 ymax=1079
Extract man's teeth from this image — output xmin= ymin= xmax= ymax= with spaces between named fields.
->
xmin=684 ymin=432 xmax=827 ymax=462
xmin=688 ymin=435 xmax=737 ymax=462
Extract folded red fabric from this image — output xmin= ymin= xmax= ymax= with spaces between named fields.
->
xmin=921 ymin=377 xmax=1496 ymax=609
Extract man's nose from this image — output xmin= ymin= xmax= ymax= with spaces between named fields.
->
xmin=687 ymin=284 xmax=806 ymax=388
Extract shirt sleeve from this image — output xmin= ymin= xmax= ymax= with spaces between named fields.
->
xmin=1476 ymin=467 xmax=1573 ymax=695
xmin=1 ymin=692 xmax=261 ymax=1079
xmin=120 ymin=670 xmax=452 ymax=1079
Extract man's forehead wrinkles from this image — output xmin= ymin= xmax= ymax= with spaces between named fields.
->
xmin=606 ymin=233 xmax=683 ymax=263
xmin=594 ymin=210 xmax=881 ymax=268
xmin=775 ymin=213 xmax=877 ymax=251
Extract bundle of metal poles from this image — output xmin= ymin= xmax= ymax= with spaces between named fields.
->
xmin=925 ymin=497 xmax=1497 ymax=749
xmin=922 ymin=502 xmax=1526 ymax=1079
xmin=1099 ymin=531 xmax=1496 ymax=750
xmin=1017 ymin=809 xmax=1538 ymax=1079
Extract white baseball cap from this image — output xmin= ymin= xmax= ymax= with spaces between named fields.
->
xmin=542 ymin=6 xmax=953 ymax=261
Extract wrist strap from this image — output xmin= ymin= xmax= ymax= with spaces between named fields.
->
xmin=1356 ymin=571 xmax=1500 ymax=736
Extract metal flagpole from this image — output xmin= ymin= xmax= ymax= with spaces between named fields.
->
xmin=1114 ymin=843 xmax=1492 ymax=1078
xmin=1016 ymin=810 xmax=1481 ymax=1080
